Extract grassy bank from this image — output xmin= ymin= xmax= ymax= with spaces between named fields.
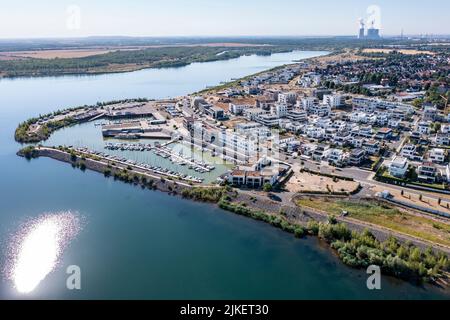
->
xmin=296 ymin=198 xmax=450 ymax=247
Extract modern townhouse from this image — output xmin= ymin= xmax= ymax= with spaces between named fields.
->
xmin=436 ymin=133 xmax=450 ymax=146
xmin=256 ymin=114 xmax=281 ymax=128
xmin=417 ymin=121 xmax=432 ymax=135
xmin=229 ymin=103 xmax=249 ymax=115
xmin=362 ymin=139 xmax=381 ymax=155
xmin=244 ymin=108 xmax=268 ymax=121
xmin=278 ymin=92 xmax=297 ymax=105
xmin=351 ymin=136 xmax=364 ymax=148
xmin=286 ymin=109 xmax=308 ymax=122
xmin=312 ymin=144 xmax=330 ymax=161
xmin=389 ymin=157 xmax=409 ymax=178
xmin=323 ymin=94 xmax=343 ymax=108
xmin=328 ymin=148 xmax=347 ymax=166
xmin=417 ymin=162 xmax=439 ymax=183
xmin=358 ymin=125 xmax=373 ymax=138
xmin=299 ymin=97 xmax=318 ymax=110
xmin=422 ymin=104 xmax=438 ymax=122
xmin=271 ymin=103 xmax=289 ymax=118
xmin=306 ymin=126 xmax=326 ymax=139
xmin=375 ymin=128 xmax=393 ymax=140
xmin=400 ymin=144 xmax=417 ymax=159
xmin=348 ymin=148 xmax=366 ymax=166
xmin=332 ymin=131 xmax=352 ymax=147
xmin=429 ymin=148 xmax=446 ymax=164
xmin=350 ymin=112 xmax=368 ymax=123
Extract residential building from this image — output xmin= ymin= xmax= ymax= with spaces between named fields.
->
xmin=312 ymin=144 xmax=330 ymax=161
xmin=229 ymin=103 xmax=248 ymax=115
xmin=389 ymin=157 xmax=409 ymax=178
xmin=206 ymin=106 xmax=225 ymax=119
xmin=278 ymin=92 xmax=297 ymax=105
xmin=429 ymin=148 xmax=446 ymax=164
xmin=323 ymin=94 xmax=343 ymax=108
xmin=362 ymin=139 xmax=381 ymax=155
xmin=328 ymin=149 xmax=347 ymax=166
xmin=400 ymin=144 xmax=417 ymax=159
xmin=436 ymin=133 xmax=450 ymax=146
xmin=271 ymin=103 xmax=288 ymax=118
xmin=423 ymin=104 xmax=438 ymax=122
xmin=349 ymin=149 xmax=366 ymax=166
xmin=256 ymin=114 xmax=281 ymax=127
xmin=417 ymin=162 xmax=438 ymax=183
xmin=418 ymin=121 xmax=432 ymax=135
xmin=375 ymin=128 xmax=393 ymax=140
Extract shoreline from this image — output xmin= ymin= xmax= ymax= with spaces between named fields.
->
xmin=18 ymin=145 xmax=450 ymax=289
xmin=0 ymin=47 xmax=309 ymax=80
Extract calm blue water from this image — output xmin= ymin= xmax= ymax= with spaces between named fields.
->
xmin=0 ymin=51 xmax=448 ymax=299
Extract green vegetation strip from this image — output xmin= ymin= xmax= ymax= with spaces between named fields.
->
xmin=297 ymin=198 xmax=450 ymax=248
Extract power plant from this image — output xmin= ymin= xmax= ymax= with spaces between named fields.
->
xmin=358 ymin=18 xmax=381 ymax=40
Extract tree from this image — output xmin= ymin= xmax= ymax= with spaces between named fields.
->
xmin=263 ymin=183 xmax=273 ymax=192
xmin=328 ymin=215 xmax=338 ymax=225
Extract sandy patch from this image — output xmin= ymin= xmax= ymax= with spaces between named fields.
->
xmin=372 ymin=185 xmax=450 ymax=214
xmin=363 ymin=48 xmax=435 ymax=55
xmin=286 ymin=171 xmax=359 ymax=193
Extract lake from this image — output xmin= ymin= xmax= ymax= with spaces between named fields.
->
xmin=0 ymin=51 xmax=448 ymax=299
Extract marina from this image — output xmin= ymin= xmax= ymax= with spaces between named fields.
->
xmin=104 ymin=141 xmax=216 ymax=173
xmin=75 ymin=146 xmax=205 ymax=183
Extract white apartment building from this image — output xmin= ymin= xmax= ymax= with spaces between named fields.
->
xmin=299 ymin=97 xmax=319 ymax=110
xmin=218 ymin=130 xmax=258 ymax=163
xmin=298 ymin=73 xmax=322 ymax=88
xmin=328 ymin=149 xmax=347 ymax=166
xmin=271 ymin=103 xmax=288 ymax=118
xmin=350 ymin=112 xmax=368 ymax=123
xmin=287 ymin=110 xmax=308 ymax=122
xmin=441 ymin=125 xmax=450 ymax=134
xmin=244 ymin=108 xmax=267 ymax=121
xmin=400 ymin=144 xmax=417 ymax=159
xmin=229 ymin=103 xmax=249 ymax=115
xmin=256 ymin=114 xmax=281 ymax=127
xmin=235 ymin=122 xmax=271 ymax=138
xmin=436 ymin=133 xmax=450 ymax=146
xmin=306 ymin=126 xmax=325 ymax=139
xmin=278 ymin=92 xmax=297 ymax=105
xmin=429 ymin=148 xmax=446 ymax=164
xmin=417 ymin=121 xmax=432 ymax=135
xmin=389 ymin=157 xmax=409 ymax=178
xmin=309 ymin=103 xmax=331 ymax=117
xmin=323 ymin=94 xmax=343 ymax=108
xmin=423 ymin=105 xmax=438 ymax=121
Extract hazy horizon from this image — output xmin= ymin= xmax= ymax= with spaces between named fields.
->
xmin=1 ymin=0 xmax=449 ymax=39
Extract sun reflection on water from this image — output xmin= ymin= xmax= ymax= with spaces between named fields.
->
xmin=4 ymin=212 xmax=82 ymax=294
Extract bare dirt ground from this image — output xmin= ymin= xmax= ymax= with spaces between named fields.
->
xmin=372 ymin=185 xmax=450 ymax=213
xmin=0 ymin=49 xmax=114 ymax=59
xmin=309 ymin=50 xmax=369 ymax=66
xmin=362 ymin=48 xmax=436 ymax=55
xmin=285 ymin=171 xmax=360 ymax=193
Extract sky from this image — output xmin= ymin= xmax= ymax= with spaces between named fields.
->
xmin=0 ymin=0 xmax=448 ymax=39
